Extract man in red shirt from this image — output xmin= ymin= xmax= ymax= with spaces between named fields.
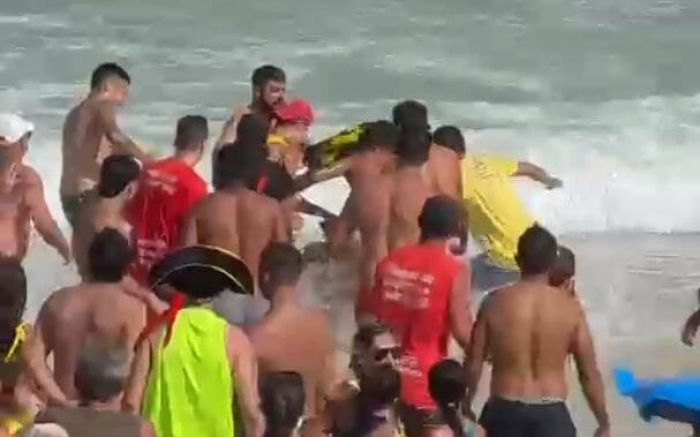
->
xmin=127 ymin=115 xmax=208 ymax=284
xmin=369 ymin=195 xmax=473 ymax=437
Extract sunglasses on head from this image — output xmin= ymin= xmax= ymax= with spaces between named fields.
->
xmin=374 ymin=346 xmax=402 ymax=362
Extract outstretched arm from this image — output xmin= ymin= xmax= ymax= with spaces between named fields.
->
xmin=24 ymin=169 xmax=71 ymax=264
xmin=571 ymin=302 xmax=610 ymax=435
xmin=514 ymin=161 xmax=562 ymax=189
xmin=98 ymin=103 xmax=152 ymax=163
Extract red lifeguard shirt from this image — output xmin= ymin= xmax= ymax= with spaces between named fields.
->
xmin=127 ymin=157 xmax=207 ymax=285
xmin=370 ymin=243 xmax=463 ymax=410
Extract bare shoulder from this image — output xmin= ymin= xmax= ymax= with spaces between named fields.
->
xmin=39 ymin=287 xmax=75 ymax=320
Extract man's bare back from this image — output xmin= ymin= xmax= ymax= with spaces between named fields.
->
xmin=388 ymin=165 xmax=430 ymax=251
xmin=479 ymin=281 xmax=583 ymax=399
xmin=181 ymin=187 xmax=287 ymax=283
xmin=31 ymin=282 xmax=145 ymax=399
xmin=250 ymin=305 xmax=335 ymax=417
xmin=427 ymin=145 xmax=461 ymax=199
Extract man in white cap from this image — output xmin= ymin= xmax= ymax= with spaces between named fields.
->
xmin=0 ymin=113 xmax=71 ymax=263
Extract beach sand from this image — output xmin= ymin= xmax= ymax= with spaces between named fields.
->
xmin=22 ymin=231 xmax=700 ymax=436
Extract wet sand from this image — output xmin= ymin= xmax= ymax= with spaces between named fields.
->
xmin=23 ymin=231 xmax=700 ymax=436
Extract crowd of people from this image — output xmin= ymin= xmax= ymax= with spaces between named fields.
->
xmin=0 ymin=61 xmax=618 ymax=437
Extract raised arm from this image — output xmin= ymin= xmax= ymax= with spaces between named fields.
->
xmin=98 ymin=103 xmax=152 ymax=163
xmin=23 ymin=168 xmax=71 ymax=264
xmin=228 ymin=326 xmax=265 ymax=437
xmin=514 ymin=161 xmax=562 ymax=189
xmin=23 ymin=298 xmax=71 ymax=406
xmin=449 ymin=265 xmax=473 ymax=352
xmin=571 ymin=302 xmax=610 ymax=436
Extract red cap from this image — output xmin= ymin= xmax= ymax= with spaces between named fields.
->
xmin=274 ymin=99 xmax=314 ymax=126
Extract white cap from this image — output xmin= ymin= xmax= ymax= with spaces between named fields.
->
xmin=0 ymin=113 xmax=34 ymax=144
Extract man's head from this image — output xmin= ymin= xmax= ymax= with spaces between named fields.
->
xmin=88 ymin=228 xmax=134 ymax=283
xmin=251 ymin=65 xmax=287 ymax=111
xmin=392 ymin=100 xmax=429 ymax=132
xmin=273 ymin=99 xmax=314 ymax=145
xmin=90 ymin=63 xmax=131 ymax=106
xmin=74 ymin=335 xmax=129 ymax=404
xmin=0 ymin=260 xmax=26 ymax=359
xmin=351 ymin=322 xmax=401 ymax=378
xmin=97 ymin=154 xmax=140 ymax=200
xmin=355 ymin=120 xmax=399 ymax=168
xmin=259 ymin=243 xmax=303 ymax=301
xmin=396 ymin=128 xmax=431 ymax=166
xmin=516 ymin=224 xmax=558 ymax=278
xmin=213 ymin=140 xmax=266 ymax=190
xmin=260 ymin=372 xmax=305 ymax=436
xmin=0 ymin=113 xmax=34 ymax=159
xmin=359 ymin=364 xmax=401 ymax=408
xmin=433 ymin=125 xmax=466 ymax=158
xmin=428 ymin=359 xmax=467 ymax=409
xmin=419 ymin=195 xmax=466 ymax=243
xmin=237 ymin=113 xmax=270 ymax=148
xmin=173 ymin=115 xmax=208 ymax=164
xmin=549 ymin=245 xmax=576 ymax=294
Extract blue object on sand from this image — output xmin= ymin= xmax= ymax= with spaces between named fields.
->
xmin=614 ymin=367 xmax=700 ymax=425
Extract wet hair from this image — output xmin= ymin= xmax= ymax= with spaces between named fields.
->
xmin=359 ymin=364 xmax=401 ymax=406
xmin=353 ymin=322 xmax=392 ymax=351
xmin=252 ymin=65 xmax=287 ymax=88
xmin=392 ymin=100 xmax=429 ymax=131
xmin=396 ymin=128 xmax=431 ymax=166
xmin=97 ymin=154 xmax=140 ymax=198
xmin=516 ymin=224 xmax=558 ymax=277
xmin=88 ymin=228 xmax=134 ymax=283
xmin=0 ymin=260 xmax=26 ymax=358
xmin=214 ymin=141 xmax=267 ymax=190
xmin=355 ymin=120 xmax=399 ymax=154
xmin=549 ymin=245 xmax=575 ymax=287
xmin=74 ymin=335 xmax=129 ymax=403
xmin=433 ymin=125 xmax=466 ymax=156
xmin=419 ymin=195 xmax=464 ymax=241
xmin=260 ymin=371 xmax=305 ymax=437
xmin=90 ymin=63 xmax=130 ymax=89
xmin=429 ymin=359 xmax=467 ymax=437
xmin=259 ymin=243 xmax=303 ymax=299
xmin=174 ymin=115 xmax=208 ymax=152
xmin=237 ymin=113 xmax=270 ymax=149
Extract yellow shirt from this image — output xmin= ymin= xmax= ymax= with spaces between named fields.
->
xmin=460 ymin=155 xmax=534 ymax=269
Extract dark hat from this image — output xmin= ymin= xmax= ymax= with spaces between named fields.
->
xmin=149 ymin=246 xmax=254 ymax=298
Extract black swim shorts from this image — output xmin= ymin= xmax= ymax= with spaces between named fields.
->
xmin=480 ymin=397 xmax=576 ymax=437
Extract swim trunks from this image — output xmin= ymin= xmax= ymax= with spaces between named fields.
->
xmin=60 ymin=192 xmax=90 ymax=229
xmin=479 ymin=397 xmax=575 ymax=437
xmin=127 ymin=158 xmax=207 ymax=284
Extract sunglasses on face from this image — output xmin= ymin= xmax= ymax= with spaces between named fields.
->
xmin=373 ymin=346 xmax=402 ymax=362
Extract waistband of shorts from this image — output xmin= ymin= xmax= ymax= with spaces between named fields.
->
xmin=490 ymin=395 xmax=566 ymax=406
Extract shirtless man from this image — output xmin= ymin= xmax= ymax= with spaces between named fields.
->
xmin=466 ymin=224 xmax=609 ymax=437
xmin=327 ymin=121 xmax=398 ymax=294
xmin=388 ymin=128 xmax=432 ymax=251
xmin=249 ymin=243 xmax=336 ymax=428
xmin=182 ymin=142 xmax=287 ymax=286
xmin=24 ymin=228 xmax=146 ymax=405
xmin=61 ymin=63 xmax=152 ymax=228
xmin=428 ymin=126 xmax=465 ymax=199
xmin=0 ymin=114 xmax=71 ymax=262
xmin=72 ymin=154 xmax=139 ymax=280
xmin=215 ymin=64 xmax=287 ymax=150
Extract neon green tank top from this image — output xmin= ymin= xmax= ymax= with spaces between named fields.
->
xmin=142 ymin=307 xmax=234 ymax=437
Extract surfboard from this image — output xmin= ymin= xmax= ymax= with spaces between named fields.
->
xmin=614 ymin=367 xmax=700 ymax=425
xmin=304 ymin=123 xmax=366 ymax=171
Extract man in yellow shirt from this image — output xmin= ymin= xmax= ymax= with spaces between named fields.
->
xmin=459 ymin=134 xmax=562 ymax=291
